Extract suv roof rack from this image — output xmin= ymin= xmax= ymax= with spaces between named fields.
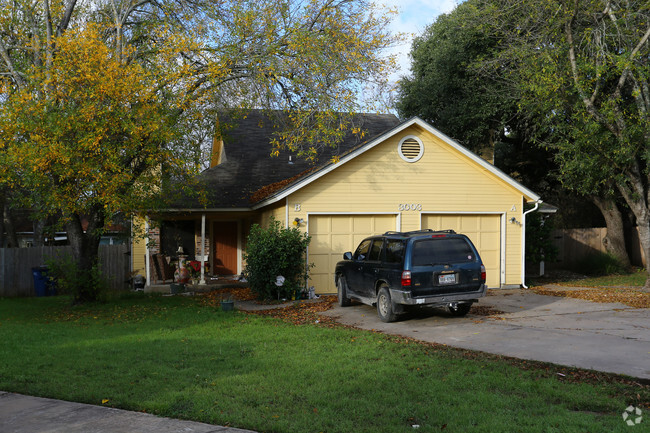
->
xmin=383 ymin=229 xmax=457 ymax=236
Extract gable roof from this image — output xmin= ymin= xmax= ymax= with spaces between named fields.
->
xmin=171 ymin=113 xmax=540 ymax=211
xmin=251 ymin=116 xmax=540 ymax=209
xmin=172 ymin=110 xmax=401 ymax=209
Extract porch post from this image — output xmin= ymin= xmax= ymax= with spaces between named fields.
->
xmin=144 ymin=217 xmax=150 ymax=287
xmin=200 ymin=213 xmax=206 ymax=285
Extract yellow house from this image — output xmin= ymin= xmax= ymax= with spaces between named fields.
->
xmin=133 ymin=111 xmax=541 ymax=293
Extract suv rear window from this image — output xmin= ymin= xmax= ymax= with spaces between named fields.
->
xmin=411 ymin=238 xmax=475 ymax=266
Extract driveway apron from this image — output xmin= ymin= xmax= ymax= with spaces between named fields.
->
xmin=320 ymin=288 xmax=650 ymax=380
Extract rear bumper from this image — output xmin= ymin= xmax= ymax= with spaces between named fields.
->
xmin=389 ymin=284 xmax=487 ymax=306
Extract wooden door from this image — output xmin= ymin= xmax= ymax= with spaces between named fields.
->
xmin=213 ymin=221 xmax=238 ymax=275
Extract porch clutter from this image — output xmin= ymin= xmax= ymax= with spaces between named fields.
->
xmin=174 ymin=255 xmax=190 ymax=284
xmin=151 ymin=254 xmax=175 ymax=284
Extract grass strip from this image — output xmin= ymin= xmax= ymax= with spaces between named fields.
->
xmin=0 ymin=293 xmax=647 ymax=433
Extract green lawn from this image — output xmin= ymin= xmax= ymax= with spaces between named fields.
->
xmin=561 ymin=269 xmax=648 ymax=288
xmin=0 ymin=294 xmax=646 ymax=432
xmin=530 ymin=268 xmax=648 ymax=288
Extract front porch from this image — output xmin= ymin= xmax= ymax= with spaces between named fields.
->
xmin=143 ymin=275 xmax=248 ymax=294
xmin=141 ymin=211 xmax=262 ymax=289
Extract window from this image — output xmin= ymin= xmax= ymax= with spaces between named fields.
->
xmin=412 ymin=238 xmax=474 ymax=266
xmin=368 ymin=239 xmax=384 ymax=261
xmin=398 ymin=136 xmax=424 ymax=162
xmin=385 ymin=240 xmax=405 ymax=264
xmin=354 ymin=240 xmax=371 ymax=261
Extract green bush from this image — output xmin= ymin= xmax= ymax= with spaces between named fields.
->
xmin=573 ymin=252 xmax=626 ymax=276
xmin=46 ymin=255 xmax=107 ymax=303
xmin=243 ymin=218 xmax=312 ymax=300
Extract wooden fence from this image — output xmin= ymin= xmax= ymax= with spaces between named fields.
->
xmin=550 ymin=227 xmax=646 ymax=268
xmin=0 ymin=245 xmax=131 ymax=297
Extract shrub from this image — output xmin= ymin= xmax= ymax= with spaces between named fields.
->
xmin=243 ymin=218 xmax=312 ymax=300
xmin=46 ymin=255 xmax=107 ymax=303
xmin=573 ymin=252 xmax=626 ymax=276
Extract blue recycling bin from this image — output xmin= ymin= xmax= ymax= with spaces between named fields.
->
xmin=32 ymin=266 xmax=56 ymax=297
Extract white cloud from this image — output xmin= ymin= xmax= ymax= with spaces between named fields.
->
xmin=381 ymin=0 xmax=458 ymax=82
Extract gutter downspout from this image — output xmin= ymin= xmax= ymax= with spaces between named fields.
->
xmin=521 ymin=200 xmax=542 ymax=289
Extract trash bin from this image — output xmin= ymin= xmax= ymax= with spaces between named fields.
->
xmin=32 ymin=266 xmax=56 ymax=297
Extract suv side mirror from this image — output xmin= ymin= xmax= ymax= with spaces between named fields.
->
xmin=343 ymin=252 xmax=352 ymax=260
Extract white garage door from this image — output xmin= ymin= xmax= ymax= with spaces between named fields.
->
xmin=422 ymin=214 xmax=501 ymax=288
xmin=309 ymin=214 xmax=397 ymax=293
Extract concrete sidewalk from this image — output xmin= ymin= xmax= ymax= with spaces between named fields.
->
xmin=0 ymin=392 xmax=257 ymax=433
xmin=320 ymin=288 xmax=650 ymax=380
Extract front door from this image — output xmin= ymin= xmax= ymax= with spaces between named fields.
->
xmin=213 ymin=221 xmax=238 ymax=275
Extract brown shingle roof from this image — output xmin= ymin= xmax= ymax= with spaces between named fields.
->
xmin=175 ymin=110 xmax=400 ymax=209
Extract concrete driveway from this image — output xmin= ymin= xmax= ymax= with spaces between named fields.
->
xmin=319 ymin=288 xmax=650 ymax=380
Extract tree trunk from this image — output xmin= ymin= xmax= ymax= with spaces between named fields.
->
xmin=591 ymin=195 xmax=631 ymax=268
xmin=635 ymin=219 xmax=650 ymax=292
xmin=2 ymin=200 xmax=19 ymax=248
xmin=32 ymin=218 xmax=46 ymax=247
xmin=65 ymin=208 xmax=105 ymax=302
xmin=617 ymin=183 xmax=650 ymax=291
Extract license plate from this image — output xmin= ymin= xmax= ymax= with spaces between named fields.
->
xmin=438 ymin=273 xmax=456 ymax=285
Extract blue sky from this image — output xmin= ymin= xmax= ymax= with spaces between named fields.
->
xmin=383 ymin=0 xmax=458 ymax=81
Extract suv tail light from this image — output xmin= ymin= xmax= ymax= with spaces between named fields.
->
xmin=401 ymin=270 xmax=412 ymax=286
xmin=480 ymin=265 xmax=486 ymax=283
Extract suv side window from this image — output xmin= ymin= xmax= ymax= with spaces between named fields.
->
xmin=368 ymin=239 xmax=384 ymax=261
xmin=354 ymin=240 xmax=371 ymax=261
xmin=384 ymin=239 xmax=405 ymax=264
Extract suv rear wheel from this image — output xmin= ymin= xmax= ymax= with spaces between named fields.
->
xmin=377 ymin=285 xmax=397 ymax=322
xmin=448 ymin=302 xmax=472 ymax=317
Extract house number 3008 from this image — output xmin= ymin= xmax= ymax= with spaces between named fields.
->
xmin=399 ymin=203 xmax=422 ymax=211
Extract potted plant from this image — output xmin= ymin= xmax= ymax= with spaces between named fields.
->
xmin=221 ymin=293 xmax=235 ymax=311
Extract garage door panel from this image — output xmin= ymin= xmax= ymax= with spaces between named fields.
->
xmin=422 ymin=214 xmax=501 ymax=288
xmin=331 ymin=217 xmax=351 ymax=232
xmin=461 ymin=217 xmax=479 ymax=232
xmin=310 ymin=216 xmax=330 ymax=233
xmin=310 ymin=274 xmax=330 ymax=292
xmin=481 ymin=232 xmax=499 ymax=246
xmin=310 ymin=254 xmax=330 ymax=271
xmin=331 ymin=234 xmax=352 ymax=252
xmin=438 ymin=215 xmax=459 ymax=229
xmin=309 ymin=214 xmax=397 ymax=294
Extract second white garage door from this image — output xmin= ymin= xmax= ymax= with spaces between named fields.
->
xmin=308 ymin=214 xmax=397 ymax=293
xmin=421 ymin=214 xmax=502 ymax=288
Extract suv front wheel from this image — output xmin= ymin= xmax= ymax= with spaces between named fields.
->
xmin=377 ymin=285 xmax=397 ymax=322
xmin=337 ymin=276 xmax=351 ymax=307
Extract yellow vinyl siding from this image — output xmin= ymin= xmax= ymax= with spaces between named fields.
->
xmin=258 ymin=201 xmax=286 ymax=228
xmin=132 ymin=217 xmax=147 ymax=277
xmin=309 ymin=214 xmax=397 ymax=293
xmin=285 ymin=124 xmax=526 ymax=291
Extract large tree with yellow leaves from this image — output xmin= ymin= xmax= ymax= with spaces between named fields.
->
xmin=0 ymin=0 xmax=399 ymax=301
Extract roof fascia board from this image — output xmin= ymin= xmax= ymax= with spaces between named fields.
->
xmin=253 ymin=117 xmax=539 ymax=209
xmin=153 ymin=208 xmax=253 ymax=213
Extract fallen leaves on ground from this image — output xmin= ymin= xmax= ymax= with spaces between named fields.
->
xmin=245 ymin=296 xmax=339 ymax=326
xmin=469 ymin=305 xmax=505 ymax=317
xmin=532 ymin=287 xmax=650 ymax=308
xmin=199 ymin=289 xmax=340 ymax=326
xmin=199 ymin=287 xmax=258 ymax=307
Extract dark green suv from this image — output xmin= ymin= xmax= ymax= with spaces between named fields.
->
xmin=334 ymin=229 xmax=487 ymax=322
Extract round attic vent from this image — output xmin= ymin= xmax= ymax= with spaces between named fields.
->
xmin=398 ymin=136 xmax=424 ymax=162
